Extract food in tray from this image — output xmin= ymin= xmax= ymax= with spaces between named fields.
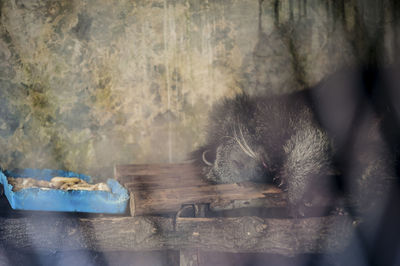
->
xmin=7 ymin=176 xmax=111 ymax=192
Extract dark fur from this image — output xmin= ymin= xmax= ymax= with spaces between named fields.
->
xmin=191 ymin=69 xmax=396 ymax=216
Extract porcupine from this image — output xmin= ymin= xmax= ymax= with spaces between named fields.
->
xmin=191 ymin=69 xmax=396 ymax=217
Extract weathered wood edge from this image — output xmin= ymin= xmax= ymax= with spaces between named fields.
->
xmin=129 ymin=183 xmax=283 ymax=216
xmin=114 ymin=163 xmax=288 ymax=215
xmin=0 ymin=215 xmax=356 ymax=256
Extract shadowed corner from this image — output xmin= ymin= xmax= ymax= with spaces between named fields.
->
xmin=306 ymin=65 xmax=400 ymax=266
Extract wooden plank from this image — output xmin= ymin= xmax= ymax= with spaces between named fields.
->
xmin=115 ymin=163 xmax=287 ymax=215
xmin=129 ymin=183 xmax=282 ymax=216
xmin=0 ymin=213 xmax=355 ymax=255
xmin=174 ymin=215 xmax=356 ymax=255
xmin=0 ymin=215 xmax=173 ymax=252
xmin=209 ymin=195 xmax=287 ymax=211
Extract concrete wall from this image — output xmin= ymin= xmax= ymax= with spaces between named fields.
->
xmin=0 ymin=0 xmax=398 ymax=179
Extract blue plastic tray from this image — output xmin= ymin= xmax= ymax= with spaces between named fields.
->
xmin=0 ymin=168 xmax=129 ymax=214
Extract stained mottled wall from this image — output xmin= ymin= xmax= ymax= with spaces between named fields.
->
xmin=0 ymin=0 xmax=398 ymax=179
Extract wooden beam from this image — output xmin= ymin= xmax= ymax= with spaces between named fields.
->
xmin=209 ymin=194 xmax=287 ymax=211
xmin=128 ymin=183 xmax=282 ymax=216
xmin=115 ymin=163 xmax=285 ymax=216
xmin=0 ymin=214 xmax=355 ymax=255
xmin=0 ymin=214 xmax=173 ymax=252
